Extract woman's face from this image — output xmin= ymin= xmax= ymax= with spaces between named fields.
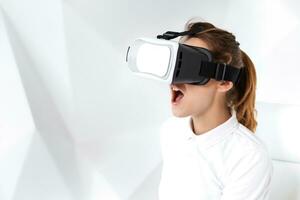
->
xmin=170 ymin=37 xmax=223 ymax=117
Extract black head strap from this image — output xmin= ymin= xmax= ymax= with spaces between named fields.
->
xmin=200 ymin=61 xmax=243 ymax=84
xmin=157 ymin=25 xmax=203 ymax=40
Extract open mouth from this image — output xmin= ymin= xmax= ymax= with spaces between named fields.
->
xmin=171 ymin=85 xmax=184 ymax=104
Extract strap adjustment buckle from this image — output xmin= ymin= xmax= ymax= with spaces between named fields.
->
xmin=215 ymin=63 xmax=227 ymax=81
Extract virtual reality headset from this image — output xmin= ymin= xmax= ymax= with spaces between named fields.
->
xmin=126 ymin=26 xmax=243 ymax=85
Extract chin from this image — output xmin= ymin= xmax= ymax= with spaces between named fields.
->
xmin=171 ymin=110 xmax=190 ymax=118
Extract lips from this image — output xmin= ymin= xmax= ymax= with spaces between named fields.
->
xmin=170 ymin=85 xmax=184 ymax=104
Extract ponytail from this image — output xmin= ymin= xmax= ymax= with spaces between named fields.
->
xmin=233 ymin=50 xmax=257 ymax=132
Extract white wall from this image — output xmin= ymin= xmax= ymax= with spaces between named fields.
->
xmin=0 ymin=0 xmax=299 ymax=199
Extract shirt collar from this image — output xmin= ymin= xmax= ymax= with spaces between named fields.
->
xmin=185 ymin=108 xmax=239 ymax=150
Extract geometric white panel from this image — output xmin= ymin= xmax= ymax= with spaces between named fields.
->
xmin=0 ymin=7 xmax=35 ymax=200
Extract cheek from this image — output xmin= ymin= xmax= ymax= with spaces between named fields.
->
xmin=185 ymin=87 xmax=216 ymax=106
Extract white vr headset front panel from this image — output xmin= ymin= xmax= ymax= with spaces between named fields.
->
xmin=127 ymin=37 xmax=179 ymax=84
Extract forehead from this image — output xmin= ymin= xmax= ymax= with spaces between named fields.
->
xmin=181 ymin=37 xmax=210 ymax=50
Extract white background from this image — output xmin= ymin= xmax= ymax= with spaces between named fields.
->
xmin=0 ymin=0 xmax=299 ymax=199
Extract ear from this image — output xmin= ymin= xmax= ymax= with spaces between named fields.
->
xmin=216 ymin=81 xmax=233 ymax=92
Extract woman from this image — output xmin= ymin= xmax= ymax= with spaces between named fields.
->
xmin=158 ymin=20 xmax=273 ymax=200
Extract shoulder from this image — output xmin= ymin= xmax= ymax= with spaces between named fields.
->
xmin=221 ymin=145 xmax=274 ymax=199
xmin=224 ymin=123 xmax=273 ymax=177
xmin=230 ymin=123 xmax=270 ymax=154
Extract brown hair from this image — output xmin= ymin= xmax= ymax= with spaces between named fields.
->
xmin=179 ymin=20 xmax=257 ymax=132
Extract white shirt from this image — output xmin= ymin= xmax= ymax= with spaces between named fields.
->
xmin=158 ymin=109 xmax=273 ymax=200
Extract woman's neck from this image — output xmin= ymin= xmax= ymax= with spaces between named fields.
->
xmin=191 ymin=106 xmax=231 ymax=135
